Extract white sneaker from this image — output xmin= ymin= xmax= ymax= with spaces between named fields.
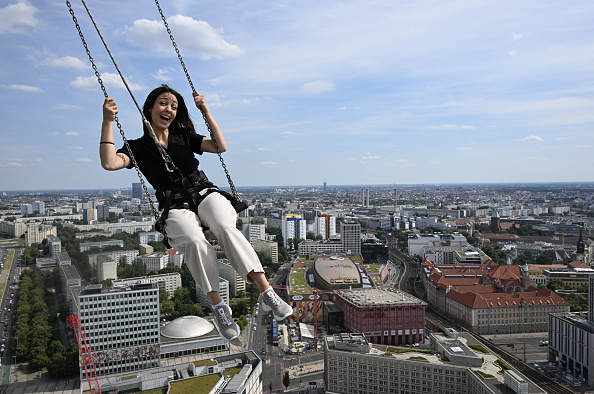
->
xmin=262 ymin=289 xmax=293 ymax=320
xmin=213 ymin=304 xmax=240 ymax=340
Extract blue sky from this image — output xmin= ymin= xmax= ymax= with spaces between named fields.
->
xmin=1 ymin=0 xmax=593 ymax=191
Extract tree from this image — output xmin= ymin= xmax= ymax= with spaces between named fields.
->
xmin=535 ymin=254 xmax=552 ymax=265
xmin=283 ymin=370 xmax=291 ymax=389
xmin=237 ymin=315 xmax=249 ymax=331
xmin=269 ymin=381 xmax=273 ymax=392
xmin=547 ymin=278 xmax=565 ymax=291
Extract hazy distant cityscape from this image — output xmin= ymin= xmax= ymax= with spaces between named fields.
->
xmin=1 ymin=181 xmax=594 ymax=393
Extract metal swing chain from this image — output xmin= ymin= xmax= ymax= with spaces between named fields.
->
xmin=66 ymin=0 xmax=161 ymax=224
xmin=75 ymin=0 xmax=180 ymax=178
xmin=153 ymin=0 xmax=241 ymax=202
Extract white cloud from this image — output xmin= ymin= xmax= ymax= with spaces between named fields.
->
xmin=43 ymin=55 xmax=87 ymax=69
xmin=280 ymin=131 xmax=302 ymax=137
xmin=523 ymin=135 xmax=543 ymax=142
xmin=261 ymin=161 xmax=277 ymax=166
xmin=2 ymin=162 xmax=23 ymax=168
xmin=66 ymin=132 xmax=80 ymax=137
xmin=575 ymin=145 xmax=591 ymax=149
xmin=362 ymin=154 xmax=380 ymax=160
xmin=458 ymin=146 xmax=473 ymax=150
xmin=429 ymin=124 xmax=475 ymax=130
xmin=55 ymin=104 xmax=83 ymax=110
xmin=508 ymin=50 xmax=517 ymax=57
xmin=71 ymin=72 xmax=146 ymax=91
xmin=298 ymin=79 xmax=335 ymax=94
xmin=34 ymin=157 xmax=41 ymax=161
xmin=151 ymin=68 xmax=175 ymax=81
xmin=513 ymin=33 xmax=523 ymax=39
xmin=555 ymin=137 xmax=568 ymax=141
xmin=0 ymin=0 xmax=38 ymax=34
xmin=258 ymin=148 xmax=271 ymax=151
xmin=0 ymin=84 xmax=42 ymax=93
xmin=125 ymin=15 xmax=245 ymax=60
xmin=49 ymin=132 xmax=59 ymax=137
xmin=348 ymin=157 xmax=356 ymax=161
xmin=77 ymin=158 xmax=92 ymax=163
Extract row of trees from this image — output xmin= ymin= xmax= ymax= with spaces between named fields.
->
xmin=13 ymin=268 xmax=79 ymax=376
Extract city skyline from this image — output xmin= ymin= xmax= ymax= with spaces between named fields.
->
xmin=1 ymin=0 xmax=593 ymax=191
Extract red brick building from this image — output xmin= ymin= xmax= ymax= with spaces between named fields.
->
xmin=333 ymin=288 xmax=426 ymax=346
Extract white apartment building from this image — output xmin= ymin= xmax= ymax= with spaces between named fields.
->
xmin=142 ymin=252 xmax=167 ymax=272
xmin=88 ymin=250 xmax=139 ymax=268
xmin=69 ymin=221 xmax=154 ymax=235
xmin=139 ymin=231 xmax=164 ymax=244
xmin=251 ymin=239 xmax=278 ymax=265
xmin=112 ymin=273 xmax=181 ymax=299
xmin=96 ymin=254 xmax=117 ymax=282
xmin=242 ymin=223 xmax=266 ymax=242
xmin=25 ymin=223 xmax=57 ymax=246
xmin=217 ymin=259 xmax=246 ymax=296
xmin=74 ymin=283 xmax=161 ymax=375
xmin=315 ymin=214 xmax=336 ymax=240
xmin=80 ymin=240 xmax=124 ymax=253
xmin=298 ymin=239 xmax=343 ymax=256
xmin=20 ymin=204 xmax=33 ymax=215
xmin=281 ymin=214 xmax=306 ymax=249
xmin=47 ymin=234 xmax=62 ymax=256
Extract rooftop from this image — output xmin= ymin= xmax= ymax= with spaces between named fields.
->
xmin=337 ymin=287 xmax=426 ymax=307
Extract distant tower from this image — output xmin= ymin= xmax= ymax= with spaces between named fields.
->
xmin=323 ymin=182 xmax=327 ymax=191
xmin=576 ymin=226 xmax=585 ymax=262
xmin=589 ymin=275 xmax=594 ymax=323
xmin=132 ymin=182 xmax=142 ymax=199
xmin=490 ymin=211 xmax=500 ymax=233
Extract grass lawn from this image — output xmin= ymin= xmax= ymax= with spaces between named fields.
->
xmin=363 ymin=264 xmax=382 ymax=273
xmin=169 ymin=374 xmax=222 ymax=394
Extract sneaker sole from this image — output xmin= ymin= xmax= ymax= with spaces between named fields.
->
xmin=262 ymin=304 xmax=292 ymax=321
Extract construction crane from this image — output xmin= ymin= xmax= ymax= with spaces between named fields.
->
xmin=271 ymin=285 xmax=335 ymax=349
xmin=66 ymin=314 xmax=115 ymax=394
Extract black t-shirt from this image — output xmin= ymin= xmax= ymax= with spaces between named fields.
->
xmin=117 ymin=129 xmax=205 ymax=190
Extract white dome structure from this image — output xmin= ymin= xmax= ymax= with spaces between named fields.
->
xmin=161 ymin=316 xmax=215 ymax=339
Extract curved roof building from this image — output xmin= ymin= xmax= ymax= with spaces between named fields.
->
xmin=161 ymin=316 xmax=215 ymax=339
xmin=313 ymin=256 xmax=362 ymax=291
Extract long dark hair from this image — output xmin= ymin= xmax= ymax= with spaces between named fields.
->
xmin=142 ymin=84 xmax=195 ymax=136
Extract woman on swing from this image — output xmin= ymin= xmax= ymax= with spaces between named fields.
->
xmin=99 ymin=84 xmax=292 ymax=340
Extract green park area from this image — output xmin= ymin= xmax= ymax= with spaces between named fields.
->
xmin=362 ymin=263 xmax=382 ymax=273
xmin=288 ymin=266 xmax=313 ymax=294
xmin=169 ymin=374 xmax=222 ymax=394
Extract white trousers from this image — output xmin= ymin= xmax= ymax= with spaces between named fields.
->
xmin=164 ymin=192 xmax=263 ymax=294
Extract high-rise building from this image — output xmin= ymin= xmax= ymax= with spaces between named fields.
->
xmin=341 ymin=220 xmax=361 ymax=256
xmin=25 ymin=223 xmax=57 ymax=247
xmin=73 ymin=282 xmax=160 ymax=375
xmin=32 ymin=201 xmax=45 ymax=214
xmin=252 ymin=239 xmax=278 ymax=266
xmin=132 ymin=182 xmax=143 ymax=199
xmin=242 ymin=223 xmax=265 ymax=242
xmin=281 ymin=214 xmax=306 ymax=249
xmin=96 ymin=255 xmax=117 ymax=281
xmin=47 ymin=234 xmax=62 ymax=256
xmin=97 ymin=204 xmax=110 ymax=220
xmin=83 ymin=208 xmax=97 ymax=222
xmin=548 ymin=275 xmax=594 ymax=385
xmin=20 ymin=204 xmax=33 ymax=215
xmin=217 ymin=259 xmax=246 ymax=296
xmin=315 ymin=214 xmax=336 ymax=240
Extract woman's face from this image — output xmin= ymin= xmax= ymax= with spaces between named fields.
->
xmin=150 ymin=92 xmax=178 ymax=132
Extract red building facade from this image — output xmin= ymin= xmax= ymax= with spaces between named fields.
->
xmin=333 ymin=288 xmax=426 ymax=346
